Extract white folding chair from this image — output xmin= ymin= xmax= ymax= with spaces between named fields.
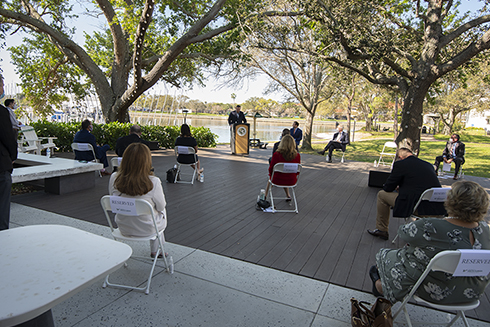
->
xmin=375 ymin=141 xmax=397 ymax=167
xmin=438 ymin=161 xmax=465 ymax=180
xmin=268 ymin=163 xmax=302 ymax=213
xmin=174 ymin=146 xmax=198 ymax=184
xmin=71 ymin=142 xmax=102 ymax=177
xmin=392 ymin=187 xmax=450 ymax=243
xmin=330 ymin=148 xmax=346 ymax=163
xmin=393 ymin=249 xmax=490 ymax=327
xmin=19 ymin=125 xmax=57 ymax=156
xmin=111 ymin=157 xmax=122 ymax=172
xmin=100 ymin=195 xmax=173 ymax=295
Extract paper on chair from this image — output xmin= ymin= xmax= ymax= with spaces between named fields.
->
xmin=110 ymin=196 xmax=137 ymax=216
xmin=76 ymin=143 xmax=91 ymax=151
xmin=442 ymin=162 xmax=451 ymax=172
xmin=283 ymin=163 xmax=298 ymax=173
xmin=453 ymin=250 xmax=490 ymax=277
xmin=429 ymin=188 xmax=449 ymax=202
xmin=177 ymin=146 xmax=189 ymax=154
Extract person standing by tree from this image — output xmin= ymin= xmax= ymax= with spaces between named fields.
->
xmin=0 ymin=75 xmax=18 ymax=230
xmin=290 ymin=121 xmax=303 ymax=147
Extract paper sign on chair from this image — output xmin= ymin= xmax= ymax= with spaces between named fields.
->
xmin=110 ymin=196 xmax=137 ymax=216
xmin=442 ymin=162 xmax=451 ymax=172
xmin=453 ymin=250 xmax=490 ymax=277
xmin=283 ymin=163 xmax=298 ymax=173
xmin=429 ymin=188 xmax=450 ymax=202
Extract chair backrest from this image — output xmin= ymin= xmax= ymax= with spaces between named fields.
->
xmin=20 ymin=126 xmax=39 ymax=146
xmin=174 ymin=146 xmax=197 ymax=163
xmin=111 ymin=157 xmax=122 ymax=169
xmin=100 ymin=195 xmax=160 ymax=234
xmin=71 ymin=142 xmax=97 ymax=160
xmin=382 ymin=141 xmax=397 ymax=152
xmin=412 ymin=187 xmax=450 ymax=216
xmin=270 ymin=163 xmax=302 ymax=186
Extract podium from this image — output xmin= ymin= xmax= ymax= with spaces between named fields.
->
xmin=231 ymin=123 xmax=250 ymax=155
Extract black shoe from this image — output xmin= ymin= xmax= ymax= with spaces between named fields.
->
xmin=367 ymin=229 xmax=389 ymax=240
xmin=326 ymin=156 xmax=332 ymax=163
xmin=317 ymin=150 xmax=325 ymax=155
xmin=369 ymin=265 xmax=383 ymax=297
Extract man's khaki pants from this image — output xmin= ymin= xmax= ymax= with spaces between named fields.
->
xmin=376 ymin=190 xmax=398 ymax=232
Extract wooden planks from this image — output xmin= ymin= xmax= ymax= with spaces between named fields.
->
xmin=12 ymin=145 xmax=490 ymax=322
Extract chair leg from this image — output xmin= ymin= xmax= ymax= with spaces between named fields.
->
xmin=447 ymin=311 xmax=466 ymax=327
xmin=291 ymin=187 xmax=298 ymax=213
xmin=174 ymin=164 xmax=181 ymax=183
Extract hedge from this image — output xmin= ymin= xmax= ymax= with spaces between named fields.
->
xmin=29 ymin=120 xmax=218 ymax=152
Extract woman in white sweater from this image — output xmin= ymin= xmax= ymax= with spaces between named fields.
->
xmin=109 ymin=143 xmax=167 ymax=258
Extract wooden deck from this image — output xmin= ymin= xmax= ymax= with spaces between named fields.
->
xmin=12 ymin=145 xmax=490 ymax=322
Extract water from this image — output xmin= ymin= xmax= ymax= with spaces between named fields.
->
xmin=133 ymin=115 xmax=340 ymax=143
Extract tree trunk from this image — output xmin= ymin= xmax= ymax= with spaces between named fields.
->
xmin=441 ymin=109 xmax=455 ymax=134
xmin=301 ymin=110 xmax=315 ymax=151
xmin=396 ymin=81 xmax=431 ymax=155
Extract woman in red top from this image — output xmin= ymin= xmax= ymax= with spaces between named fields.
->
xmin=265 ymin=134 xmax=301 ymax=201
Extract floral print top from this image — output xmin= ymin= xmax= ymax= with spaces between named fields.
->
xmin=376 ymin=218 xmax=490 ymax=304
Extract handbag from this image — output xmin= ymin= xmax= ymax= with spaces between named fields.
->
xmin=166 ymin=167 xmax=180 ymax=183
xmin=351 ymin=297 xmax=392 ymax=327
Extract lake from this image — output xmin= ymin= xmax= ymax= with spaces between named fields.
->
xmin=132 ymin=114 xmax=341 ymax=143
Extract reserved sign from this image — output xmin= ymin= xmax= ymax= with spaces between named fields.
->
xmin=453 ymin=249 xmax=490 ymax=277
xmin=283 ymin=163 xmax=298 ymax=173
xmin=110 ymin=196 xmax=137 ymax=216
xmin=429 ymin=188 xmax=450 ymax=202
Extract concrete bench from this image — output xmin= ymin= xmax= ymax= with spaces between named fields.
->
xmin=12 ymin=153 xmax=103 ymax=195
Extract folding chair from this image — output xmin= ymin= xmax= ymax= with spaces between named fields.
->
xmin=111 ymin=157 xmax=122 ymax=172
xmin=100 ymin=195 xmax=173 ymax=294
xmin=174 ymin=146 xmax=198 ymax=184
xmin=18 ymin=125 xmax=57 ymax=156
xmin=375 ymin=141 xmax=397 ymax=167
xmin=392 ymin=187 xmax=450 ymax=243
xmin=329 ymin=148 xmax=346 ymax=163
xmin=71 ymin=142 xmax=102 ymax=177
xmin=437 ymin=161 xmax=465 ymax=180
xmin=393 ymin=249 xmax=490 ymax=327
xmin=268 ymin=163 xmax=302 ymax=213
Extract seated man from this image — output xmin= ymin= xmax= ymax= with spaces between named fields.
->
xmin=73 ymin=119 xmax=111 ymax=175
xmin=115 ymin=124 xmax=151 ymax=157
xmin=317 ymin=125 xmax=349 ymax=162
xmin=367 ymin=148 xmax=442 ymax=240
xmin=434 ymin=133 xmax=465 ymax=180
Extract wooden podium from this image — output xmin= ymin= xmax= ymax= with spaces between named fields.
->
xmin=231 ymin=123 xmax=250 ymax=155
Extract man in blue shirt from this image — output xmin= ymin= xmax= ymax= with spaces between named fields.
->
xmin=290 ymin=121 xmax=302 ymax=147
xmin=433 ymin=133 xmax=465 ymax=180
xmin=73 ymin=119 xmax=111 ymax=175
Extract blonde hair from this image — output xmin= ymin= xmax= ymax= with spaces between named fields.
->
xmin=445 ymin=181 xmax=489 ymax=223
xmin=277 ymin=134 xmax=297 ymax=161
xmin=114 ymin=143 xmax=154 ymax=196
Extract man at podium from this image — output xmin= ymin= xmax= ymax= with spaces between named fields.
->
xmin=228 ymin=105 xmax=247 ymax=125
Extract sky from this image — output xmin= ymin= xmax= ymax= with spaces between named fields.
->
xmin=0 ymin=0 xmax=485 ymax=104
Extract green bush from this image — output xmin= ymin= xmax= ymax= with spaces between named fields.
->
xmin=30 ymin=120 xmax=218 ymax=151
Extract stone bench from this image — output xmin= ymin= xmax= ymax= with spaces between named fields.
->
xmin=12 ymin=153 xmax=103 ymax=195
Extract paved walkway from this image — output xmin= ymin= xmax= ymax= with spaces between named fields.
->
xmin=10 ymin=204 xmax=490 ymax=327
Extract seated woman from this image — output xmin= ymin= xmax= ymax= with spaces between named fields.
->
xmin=109 ymin=143 xmax=167 ymax=258
xmin=174 ymin=124 xmax=203 ymax=179
xmin=265 ymin=134 xmax=301 ymax=201
xmin=370 ymin=181 xmax=490 ymax=304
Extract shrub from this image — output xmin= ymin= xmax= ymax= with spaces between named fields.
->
xmin=29 ymin=120 xmax=218 ymax=151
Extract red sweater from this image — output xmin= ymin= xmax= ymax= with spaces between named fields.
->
xmin=269 ymin=151 xmax=301 ymax=185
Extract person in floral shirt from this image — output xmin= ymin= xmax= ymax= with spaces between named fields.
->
xmin=369 ymin=181 xmax=490 ymax=304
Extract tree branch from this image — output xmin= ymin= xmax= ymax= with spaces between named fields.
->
xmin=132 ymin=0 xmax=155 ymax=86
xmin=440 ymin=15 xmax=490 ymax=48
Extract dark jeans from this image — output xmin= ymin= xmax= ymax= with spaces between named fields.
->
xmin=97 ymin=144 xmax=111 ymax=168
xmin=0 ymin=171 xmax=12 ymax=230
xmin=323 ymin=141 xmax=344 ymax=156
xmin=434 ymin=156 xmax=464 ymax=176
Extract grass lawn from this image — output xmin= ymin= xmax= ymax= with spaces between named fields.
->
xmin=305 ymin=129 xmax=490 ymax=178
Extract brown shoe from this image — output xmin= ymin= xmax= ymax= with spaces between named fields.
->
xmin=101 ymin=170 xmax=112 ymax=176
xmin=367 ymin=229 xmax=389 ymax=240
